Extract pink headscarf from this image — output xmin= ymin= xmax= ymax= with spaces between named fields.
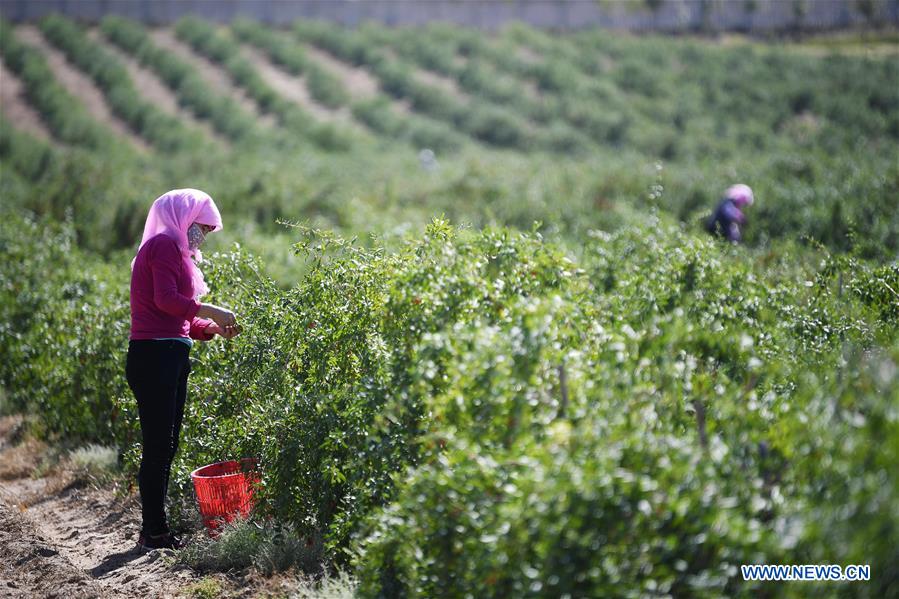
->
xmin=134 ymin=188 xmax=223 ymax=298
xmin=725 ymin=184 xmax=754 ymax=208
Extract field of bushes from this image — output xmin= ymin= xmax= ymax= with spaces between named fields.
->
xmin=1 ymin=13 xmax=897 ymax=597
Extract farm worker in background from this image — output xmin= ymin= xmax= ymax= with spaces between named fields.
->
xmin=706 ymin=184 xmax=754 ymax=243
xmin=127 ymin=189 xmax=240 ymax=550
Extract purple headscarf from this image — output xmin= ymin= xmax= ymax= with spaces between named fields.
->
xmin=134 ymin=189 xmax=222 ymax=298
xmin=725 ymin=184 xmax=754 ymax=208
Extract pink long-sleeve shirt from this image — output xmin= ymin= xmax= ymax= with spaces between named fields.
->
xmin=130 ymin=233 xmax=214 ymax=341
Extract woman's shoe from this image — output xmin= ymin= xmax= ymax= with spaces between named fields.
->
xmin=137 ymin=530 xmax=183 ymax=550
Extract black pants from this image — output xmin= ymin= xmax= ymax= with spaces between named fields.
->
xmin=125 ymin=339 xmax=191 ymax=536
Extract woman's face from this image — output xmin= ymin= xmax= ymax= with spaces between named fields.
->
xmin=188 ymin=222 xmax=215 ymax=250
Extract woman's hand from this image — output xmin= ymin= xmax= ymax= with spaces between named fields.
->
xmin=204 ymin=323 xmax=242 ymax=340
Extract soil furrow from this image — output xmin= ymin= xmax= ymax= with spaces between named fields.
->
xmin=239 ymin=43 xmax=345 ymax=124
xmin=0 ymin=500 xmax=108 ymax=599
xmin=87 ymin=28 xmax=225 ymax=146
xmin=301 ymin=44 xmax=412 ymax=114
xmin=150 ymin=28 xmax=276 ymax=128
xmin=15 ymin=25 xmax=150 ymax=152
xmin=0 ymin=59 xmax=55 ymax=142
xmin=0 ymin=417 xmax=198 ymax=599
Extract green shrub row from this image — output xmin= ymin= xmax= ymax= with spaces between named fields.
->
xmin=426 ymin=24 xmax=638 ymax=149
xmin=174 ymin=17 xmax=354 ymax=152
xmin=368 ymin=25 xmax=524 ymax=107
xmin=37 ymin=15 xmax=202 ymax=152
xmin=3 ymin=209 xmax=895 ymax=596
xmin=350 ymin=98 xmax=466 ymax=153
xmin=374 ymin=58 xmax=533 ymax=150
xmin=340 ymin=224 xmax=897 ymax=597
xmin=293 ymin=20 xmax=382 ymax=68
xmin=0 ymin=115 xmax=57 ymax=184
xmin=231 ymin=19 xmax=467 ymax=152
xmin=0 ymin=118 xmax=162 ymax=251
xmin=99 ymin=15 xmax=257 ymax=142
xmin=294 ymin=21 xmax=541 ymax=151
xmin=231 ymin=19 xmax=349 ymax=109
xmin=370 ymin=24 xmax=594 ymax=154
xmin=451 ymin=27 xmax=581 ymax=96
xmin=454 ymin=25 xmax=758 ymax=155
xmin=0 ymin=18 xmax=117 ymax=150
xmin=568 ymin=27 xmax=899 ymax=149
xmin=0 ymin=210 xmax=132 ymax=445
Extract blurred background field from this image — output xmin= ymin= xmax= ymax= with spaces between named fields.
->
xmin=0 ymin=2 xmax=897 ymax=596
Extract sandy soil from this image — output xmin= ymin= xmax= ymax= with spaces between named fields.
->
xmin=150 ymin=28 xmax=276 ymax=128
xmin=515 ymin=44 xmax=543 ymax=65
xmin=0 ymin=416 xmax=333 ymax=598
xmin=0 ymin=60 xmax=54 ymax=142
xmin=15 ymin=26 xmax=150 ymax=152
xmin=451 ymin=54 xmax=468 ymax=70
xmin=86 ymin=28 xmax=224 ymax=145
xmin=520 ymin=77 xmax=544 ymax=101
xmin=301 ymin=44 xmax=378 ymax=98
xmin=374 ymin=45 xmax=470 ymax=105
xmin=302 ymin=43 xmax=413 ymax=115
xmin=0 ymin=500 xmax=108 ymax=599
xmin=0 ymin=417 xmax=198 ymax=598
xmin=238 ymin=43 xmax=346 ymax=124
xmin=409 ymin=65 xmax=470 ymax=105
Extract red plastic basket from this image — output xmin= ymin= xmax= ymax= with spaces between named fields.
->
xmin=190 ymin=458 xmax=259 ymax=534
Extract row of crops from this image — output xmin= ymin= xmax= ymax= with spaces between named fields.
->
xmin=2 ymin=15 xmax=897 ymax=259
xmin=4 ymin=15 xmax=898 ymax=156
xmin=0 ymin=18 xmax=119 ymax=150
xmin=1 ymin=208 xmax=896 ymax=596
xmin=1 ymin=12 xmax=898 ymax=597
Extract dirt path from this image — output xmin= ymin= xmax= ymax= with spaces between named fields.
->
xmin=150 ymin=28 xmax=276 ymax=129
xmin=239 ymin=43 xmax=347 ymax=125
xmin=15 ymin=26 xmax=150 ymax=152
xmin=409 ymin=65 xmax=470 ymax=105
xmin=302 ymin=44 xmax=379 ymax=98
xmin=0 ymin=417 xmax=199 ymax=598
xmin=0 ymin=59 xmax=54 ymax=142
xmin=87 ymin=28 xmax=224 ymax=146
xmin=515 ymin=44 xmax=543 ymax=66
xmin=301 ymin=44 xmax=412 ymax=115
xmin=0 ymin=500 xmax=108 ymax=599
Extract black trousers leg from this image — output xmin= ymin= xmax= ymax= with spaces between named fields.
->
xmin=163 ymin=363 xmax=190 ymax=502
xmin=125 ymin=340 xmax=190 ymax=536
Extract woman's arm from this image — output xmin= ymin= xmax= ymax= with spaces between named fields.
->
xmin=196 ymin=304 xmax=236 ymax=327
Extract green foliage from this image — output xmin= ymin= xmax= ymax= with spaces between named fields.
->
xmin=177 ymin=517 xmax=322 ymax=575
xmin=38 ymin=15 xmax=202 ymax=152
xmin=1 ymin=205 xmax=896 ymax=595
xmin=351 ymin=225 xmax=897 ymax=598
xmin=182 ymin=578 xmax=224 ymax=599
xmin=0 ymin=115 xmax=56 ymax=182
xmin=100 ymin=16 xmax=257 ymax=141
xmin=0 ymin=18 xmax=116 ymax=150
xmin=1 ymin=17 xmax=898 ymax=597
xmin=350 ymin=98 xmax=466 ymax=152
xmin=295 ymin=20 xmax=541 ymax=150
xmin=175 ymin=17 xmax=354 ymax=152
xmin=233 ymin=19 xmax=350 ymax=109
xmin=0 ymin=210 xmax=131 ymax=444
xmin=0 ymin=117 xmax=186 ymax=250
